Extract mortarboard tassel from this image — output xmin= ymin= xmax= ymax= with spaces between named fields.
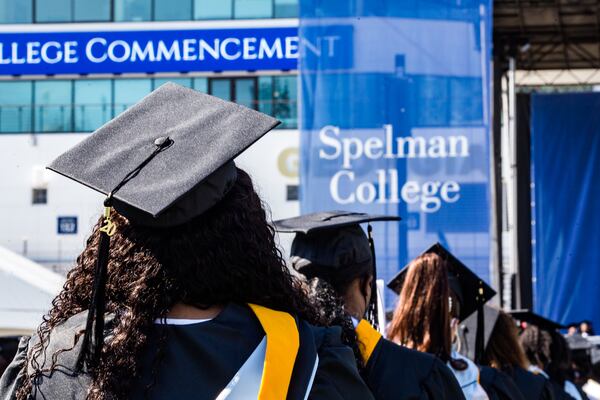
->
xmin=76 ymin=137 xmax=173 ymax=372
xmin=366 ymin=224 xmax=379 ymax=330
xmin=474 ymin=288 xmax=485 ymax=365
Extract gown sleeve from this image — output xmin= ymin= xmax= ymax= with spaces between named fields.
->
xmin=0 ymin=337 xmax=30 ymax=400
xmin=308 ymin=326 xmax=375 ymax=400
xmin=479 ymin=366 xmax=526 ymax=400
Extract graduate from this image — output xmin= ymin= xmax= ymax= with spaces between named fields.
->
xmin=0 ymin=83 xmax=374 ymax=400
xmin=514 ymin=310 xmax=588 ymax=400
xmin=459 ymin=305 xmax=554 ymax=399
xmin=387 ymin=243 xmax=495 ymax=400
xmin=273 ymin=211 xmax=465 ymax=400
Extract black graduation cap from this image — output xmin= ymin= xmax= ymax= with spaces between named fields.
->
xmin=509 ymin=310 xmax=566 ymax=331
xmin=458 ymin=304 xmax=501 ymax=362
xmin=273 ymin=211 xmax=401 ymax=329
xmin=387 ymin=243 xmax=496 ymax=321
xmin=47 ymin=82 xmax=280 ymax=369
xmin=49 ymin=82 xmax=280 ymax=228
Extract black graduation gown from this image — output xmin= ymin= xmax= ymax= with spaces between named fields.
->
xmin=0 ymin=303 xmax=374 ymax=400
xmin=359 ymin=328 xmax=465 ymax=399
xmin=479 ymin=366 xmax=525 ymax=400
xmin=504 ymin=366 xmax=555 ymax=400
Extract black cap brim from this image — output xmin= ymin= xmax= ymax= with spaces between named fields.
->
xmin=273 ymin=211 xmax=401 ymax=234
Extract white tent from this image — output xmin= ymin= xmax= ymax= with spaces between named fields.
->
xmin=0 ymin=246 xmax=64 ymax=336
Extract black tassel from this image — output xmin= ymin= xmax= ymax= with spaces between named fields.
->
xmin=367 ymin=224 xmax=379 ymax=330
xmin=76 ymin=202 xmax=114 ymax=372
xmin=475 ymin=303 xmax=484 ymax=365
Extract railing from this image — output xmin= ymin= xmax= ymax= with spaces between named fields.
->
xmin=0 ymin=100 xmax=298 ymax=133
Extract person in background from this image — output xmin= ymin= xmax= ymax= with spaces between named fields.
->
xmin=0 ymin=83 xmax=373 ymax=400
xmin=518 ymin=315 xmax=577 ymax=400
xmin=460 ymin=306 xmax=554 ymax=399
xmin=273 ymin=212 xmax=465 ymax=400
xmin=568 ymin=325 xmax=580 ymax=337
xmin=581 ymin=322 xmax=595 ymax=338
xmin=547 ymin=332 xmax=590 ymax=400
xmin=387 ymin=244 xmax=494 ymax=400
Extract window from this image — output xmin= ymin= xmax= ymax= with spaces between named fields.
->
xmin=113 ymin=79 xmax=152 ymax=115
xmin=34 ymin=80 xmax=73 ymax=132
xmin=258 ymin=76 xmax=273 ymax=116
xmin=74 ymin=80 xmax=112 ymax=132
xmin=209 ymin=79 xmax=232 ymax=102
xmin=74 ymin=0 xmax=110 ymax=22
xmin=32 ymin=188 xmax=47 ymax=205
xmin=208 ymin=77 xmax=257 ymax=109
xmin=234 ymin=0 xmax=272 ymax=19
xmin=193 ymin=78 xmax=208 ymax=93
xmin=272 ymin=76 xmax=296 ymax=128
xmin=35 ymin=0 xmax=72 ymax=22
xmin=154 ymin=0 xmax=191 ymax=20
xmin=0 ymin=75 xmax=294 ymax=133
xmin=0 ymin=81 xmax=32 ymax=132
xmin=274 ymin=0 xmax=296 ymax=18
xmin=234 ymin=78 xmax=256 ymax=109
xmin=0 ymin=0 xmax=32 ymax=23
xmin=114 ymin=0 xmax=151 ymax=21
xmin=286 ymin=185 xmax=298 ymax=201
xmin=194 ymin=0 xmax=232 ymax=20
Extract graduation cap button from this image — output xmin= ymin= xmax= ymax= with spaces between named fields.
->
xmin=154 ymin=136 xmax=171 ymax=147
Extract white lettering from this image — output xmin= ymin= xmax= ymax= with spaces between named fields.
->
xmin=182 ymin=39 xmax=196 ymax=61
xmin=356 ymin=181 xmax=376 ymax=204
xmin=86 ymin=38 xmax=107 ymax=63
xmin=11 ymin=42 xmax=25 ymax=64
xmin=258 ymin=38 xmax=283 ymax=59
xmin=220 ymin=38 xmax=241 ymax=60
xmin=107 ymin=40 xmax=131 ymax=63
xmin=421 ymin=181 xmax=442 ymax=212
xmin=330 ymin=170 xmax=355 ymax=204
xmin=448 ymin=135 xmax=469 ymax=157
xmin=319 ymin=125 xmax=341 ymax=160
xmin=441 ymin=181 xmax=460 ymax=203
xmin=26 ymin=42 xmax=41 ymax=64
xmin=64 ymin=41 xmax=78 ymax=63
xmin=131 ymin=41 xmax=156 ymax=62
xmin=364 ymin=137 xmax=383 ymax=159
xmin=285 ymin=36 xmax=299 ymax=59
xmin=342 ymin=137 xmax=363 ymax=169
xmin=156 ymin=40 xmax=181 ymax=61
xmin=401 ymin=181 xmax=420 ymax=204
xmin=242 ymin=37 xmax=257 ymax=60
xmin=199 ymin=39 xmax=219 ymax=60
xmin=41 ymin=41 xmax=62 ymax=64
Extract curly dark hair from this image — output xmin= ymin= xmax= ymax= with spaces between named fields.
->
xmin=305 ymin=277 xmax=365 ymax=371
xmin=17 ymin=168 xmax=322 ymax=400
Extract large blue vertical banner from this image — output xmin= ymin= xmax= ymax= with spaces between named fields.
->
xmin=531 ymin=93 xmax=600 ymax=329
xmin=299 ymin=0 xmax=493 ymax=305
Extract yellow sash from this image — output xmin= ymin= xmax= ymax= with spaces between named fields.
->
xmin=248 ymin=303 xmax=300 ymax=400
xmin=356 ymin=319 xmax=383 ymax=364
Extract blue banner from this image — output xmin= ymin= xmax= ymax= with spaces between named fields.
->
xmin=531 ymin=93 xmax=600 ymax=329
xmin=0 ymin=26 xmax=298 ymax=75
xmin=299 ymin=0 xmax=493 ymax=304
